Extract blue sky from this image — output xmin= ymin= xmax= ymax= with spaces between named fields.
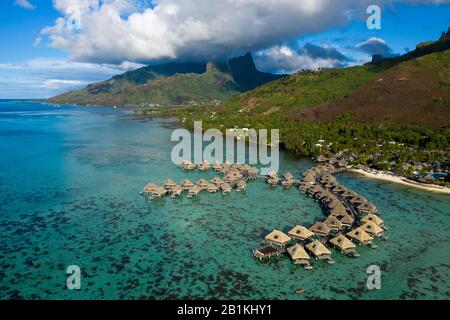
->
xmin=0 ymin=0 xmax=449 ymax=98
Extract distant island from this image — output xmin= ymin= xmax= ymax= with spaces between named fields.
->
xmin=48 ymin=53 xmax=283 ymax=107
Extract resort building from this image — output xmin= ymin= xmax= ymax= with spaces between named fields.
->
xmin=359 ymin=222 xmax=385 ymax=238
xmin=323 ymin=216 xmax=343 ymax=231
xmin=309 ymin=222 xmax=331 ymax=236
xmin=287 ymin=244 xmax=312 ymax=269
xmin=150 ymin=187 xmax=167 ymax=199
xmin=288 ymin=225 xmax=315 ymax=241
xmin=196 ymin=178 xmax=210 ymax=190
xmin=187 ymin=186 xmax=202 ymax=198
xmin=236 ymin=180 xmax=247 ymax=192
xmin=221 ymin=183 xmax=232 ymax=194
xmin=265 ymin=230 xmax=292 ymax=250
xmin=329 ymin=235 xmax=357 ymax=256
xmin=346 ymin=228 xmax=374 ymax=245
xmin=163 ymin=179 xmax=177 ymax=191
xmin=207 ymin=183 xmax=218 ymax=193
xmin=361 ymin=214 xmax=385 ymax=228
xmin=253 ymin=246 xmax=281 ymax=261
xmin=210 ymin=177 xmax=225 ymax=187
xmin=180 ymin=179 xmax=194 ymax=190
xmin=305 ymin=240 xmax=334 ymax=264
xmin=171 ymin=185 xmax=183 ymax=197
xmin=143 ymin=182 xmax=159 ymax=193
xmin=357 ymin=202 xmax=378 ymax=214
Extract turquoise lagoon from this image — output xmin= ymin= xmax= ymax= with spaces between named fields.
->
xmin=0 ymin=100 xmax=449 ymax=300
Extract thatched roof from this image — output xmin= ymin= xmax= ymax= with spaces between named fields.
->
xmin=349 ymin=195 xmax=367 ymax=204
xmin=180 ymin=179 xmax=194 ymax=188
xmin=329 ymin=235 xmax=356 ymax=250
xmin=143 ymin=183 xmax=159 ymax=192
xmin=171 ymin=185 xmax=183 ymax=192
xmin=360 ymin=222 xmax=384 ymax=236
xmin=236 ymin=180 xmax=247 ymax=188
xmin=288 ymin=225 xmax=314 ymax=240
xmin=268 ymin=171 xmax=278 ymax=178
xmin=331 ymin=212 xmax=354 ymax=225
xmin=247 ymin=167 xmax=258 ymax=175
xmin=361 ymin=214 xmax=384 ymax=226
xmin=357 ymin=202 xmax=377 ymax=213
xmin=188 ymin=185 xmax=202 ymax=194
xmin=221 ymin=183 xmax=232 ymax=191
xmin=283 ymin=172 xmax=294 ymax=180
xmin=341 ymin=190 xmax=357 ymax=198
xmin=329 ymin=206 xmax=347 ymax=216
xmin=207 ymin=183 xmax=218 ymax=191
xmin=306 ymin=240 xmax=332 ymax=257
xmin=265 ymin=230 xmax=291 ymax=245
xmin=163 ymin=179 xmax=177 ymax=188
xmin=196 ymin=178 xmax=210 ymax=187
xmin=152 ymin=187 xmax=167 ymax=196
xmin=347 ymin=228 xmax=373 ymax=243
xmin=323 ymin=216 xmax=343 ymax=229
xmin=309 ymin=222 xmax=331 ymax=235
xmin=303 ymin=174 xmax=315 ymax=183
xmin=210 ymin=177 xmax=224 ymax=185
xmin=287 ymin=244 xmax=310 ymax=261
xmin=332 ymin=185 xmax=347 ymax=193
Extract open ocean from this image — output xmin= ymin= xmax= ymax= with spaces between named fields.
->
xmin=0 ymin=100 xmax=449 ymax=300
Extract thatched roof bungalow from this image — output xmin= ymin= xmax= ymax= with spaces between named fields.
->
xmin=287 ymin=244 xmax=311 ymax=267
xmin=163 ymin=179 xmax=177 ymax=190
xmin=236 ymin=180 xmax=247 ymax=191
xmin=265 ymin=230 xmax=291 ymax=249
xmin=323 ymin=216 xmax=343 ymax=230
xmin=143 ymin=182 xmax=159 ymax=193
xmin=346 ymin=228 xmax=373 ymax=245
xmin=210 ymin=177 xmax=225 ymax=186
xmin=180 ymin=179 xmax=194 ymax=190
xmin=329 ymin=235 xmax=356 ymax=255
xmin=288 ymin=225 xmax=314 ymax=241
xmin=196 ymin=178 xmax=210 ymax=190
xmin=309 ymin=222 xmax=331 ymax=236
xmin=306 ymin=240 xmax=333 ymax=261
xmin=187 ymin=186 xmax=202 ymax=197
xmin=361 ymin=214 xmax=384 ymax=227
xmin=360 ymin=222 xmax=384 ymax=237
xmin=221 ymin=183 xmax=232 ymax=193
xmin=207 ymin=183 xmax=218 ymax=193
xmin=357 ymin=202 xmax=378 ymax=214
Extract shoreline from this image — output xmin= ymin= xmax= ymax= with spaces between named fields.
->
xmin=349 ymin=168 xmax=450 ymax=195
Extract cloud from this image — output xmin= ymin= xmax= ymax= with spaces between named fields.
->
xmin=255 ymin=43 xmax=350 ymax=74
xmin=0 ymin=58 xmax=144 ymax=99
xmin=40 ymin=0 xmax=450 ymax=64
xmin=355 ymin=37 xmax=396 ymax=57
xmin=14 ymin=0 xmax=36 ymax=10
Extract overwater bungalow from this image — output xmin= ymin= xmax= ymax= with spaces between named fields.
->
xmin=332 ymin=185 xmax=347 ymax=194
xmin=329 ymin=206 xmax=348 ymax=217
xmin=180 ymin=179 xmax=194 ymax=190
xmin=324 ymin=181 xmax=337 ymax=189
xmin=302 ymin=174 xmax=316 ymax=183
xmin=236 ymin=180 xmax=247 ymax=192
xmin=221 ymin=183 xmax=232 ymax=194
xmin=207 ymin=183 xmax=218 ymax=193
xmin=265 ymin=230 xmax=292 ymax=250
xmin=331 ymin=212 xmax=354 ymax=227
xmin=361 ymin=214 xmax=385 ymax=228
xmin=222 ymin=163 xmax=231 ymax=173
xmin=323 ymin=216 xmax=343 ymax=231
xmin=246 ymin=167 xmax=259 ymax=179
xmin=287 ymin=244 xmax=312 ymax=269
xmin=281 ymin=177 xmax=294 ymax=188
xmin=288 ymin=225 xmax=314 ymax=241
xmin=346 ymin=228 xmax=375 ymax=246
xmin=163 ymin=179 xmax=177 ymax=191
xmin=329 ymin=235 xmax=358 ymax=257
xmin=143 ymin=182 xmax=159 ymax=193
xmin=212 ymin=161 xmax=222 ymax=171
xmin=253 ymin=246 xmax=281 ymax=261
xmin=267 ymin=177 xmax=279 ymax=187
xmin=349 ymin=195 xmax=367 ymax=205
xmin=187 ymin=186 xmax=202 ymax=198
xmin=360 ymin=222 xmax=386 ymax=239
xmin=308 ymin=185 xmax=324 ymax=197
xmin=171 ymin=185 xmax=183 ymax=197
xmin=305 ymin=240 xmax=335 ymax=264
xmin=180 ymin=160 xmax=196 ymax=170
xmin=283 ymin=172 xmax=294 ymax=180
xmin=150 ymin=187 xmax=167 ymax=200
xmin=357 ymin=202 xmax=378 ymax=214
xmin=224 ymin=170 xmax=242 ymax=184
xmin=196 ymin=178 xmax=210 ymax=190
xmin=210 ymin=177 xmax=225 ymax=187
xmin=197 ymin=161 xmax=210 ymax=171
xmin=341 ymin=190 xmax=358 ymax=199
xmin=309 ymin=222 xmax=331 ymax=236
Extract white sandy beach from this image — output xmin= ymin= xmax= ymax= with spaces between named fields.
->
xmin=349 ymin=168 xmax=450 ymax=195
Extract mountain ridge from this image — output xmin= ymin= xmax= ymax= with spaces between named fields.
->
xmin=49 ymin=53 xmax=282 ymax=107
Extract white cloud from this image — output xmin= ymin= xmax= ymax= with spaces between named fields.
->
xmin=14 ymin=0 xmax=36 ymax=10
xmin=0 ymin=58 xmax=144 ymax=99
xmin=255 ymin=44 xmax=350 ymax=74
xmin=40 ymin=0 xmax=450 ymax=64
xmin=355 ymin=37 xmax=395 ymax=57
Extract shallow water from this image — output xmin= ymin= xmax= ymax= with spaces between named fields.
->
xmin=0 ymin=100 xmax=449 ymax=300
